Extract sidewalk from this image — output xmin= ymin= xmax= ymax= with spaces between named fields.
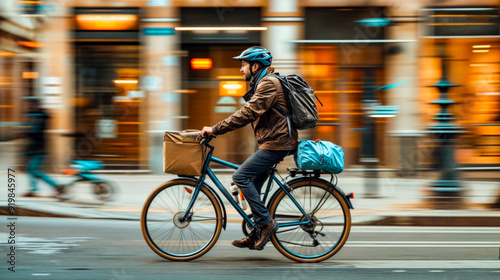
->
xmin=1 ymin=172 xmax=499 ymax=226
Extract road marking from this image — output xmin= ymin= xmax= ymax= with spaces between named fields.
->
xmin=429 ymin=270 xmax=445 ymax=273
xmin=392 ymin=270 xmax=406 ymax=273
xmin=349 ymin=241 xmax=500 ymax=244
xmin=326 ymin=260 xmax=500 ymax=269
xmin=346 ymin=241 xmax=500 ymax=248
xmin=347 ymin=245 xmax=500 ymax=248
xmin=348 ymin=245 xmax=499 ymax=247
xmin=32 ymin=274 xmax=51 ymax=276
xmin=13 ymin=236 xmax=93 ymax=255
xmin=353 ymin=230 xmax=500 ymax=233
xmin=214 ymin=239 xmax=500 ymax=248
xmin=352 ymin=227 xmax=500 ymax=233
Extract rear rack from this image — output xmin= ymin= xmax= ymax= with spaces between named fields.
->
xmin=287 ymin=167 xmax=324 ymax=178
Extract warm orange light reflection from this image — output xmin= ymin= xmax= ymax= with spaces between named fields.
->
xmin=76 ymin=14 xmax=138 ymax=30
xmin=428 ymin=23 xmax=496 ymax=26
xmin=0 ymin=52 xmax=15 ymax=57
xmin=19 ymin=41 xmax=45 ymax=48
xmin=22 ymin=72 xmax=38 ymax=79
xmin=191 ymin=58 xmax=213 ymax=70
xmin=219 ymin=81 xmax=246 ymax=96
xmin=216 ymin=76 xmax=243 ymax=80
xmin=113 ymin=80 xmax=138 ymax=84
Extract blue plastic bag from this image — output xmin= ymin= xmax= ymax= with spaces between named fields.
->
xmin=295 ymin=140 xmax=344 ymax=174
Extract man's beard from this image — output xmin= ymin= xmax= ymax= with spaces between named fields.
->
xmin=244 ymin=72 xmax=252 ymax=81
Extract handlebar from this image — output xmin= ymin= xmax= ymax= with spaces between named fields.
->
xmin=199 ymin=134 xmax=216 ymax=146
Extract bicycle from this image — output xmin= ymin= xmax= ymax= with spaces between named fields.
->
xmin=58 ymin=133 xmax=116 ymax=202
xmin=61 ymin=160 xmax=116 ymax=201
xmin=140 ymin=135 xmax=354 ymax=263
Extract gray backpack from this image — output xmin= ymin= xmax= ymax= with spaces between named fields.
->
xmin=270 ymin=73 xmax=323 ymax=130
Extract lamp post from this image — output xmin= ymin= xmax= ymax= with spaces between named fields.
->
xmin=360 ymin=69 xmax=400 ymax=198
xmin=361 ymin=69 xmax=379 ymax=198
xmin=426 ymin=51 xmax=465 ymax=209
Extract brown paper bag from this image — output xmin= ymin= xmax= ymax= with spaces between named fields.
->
xmin=163 ymin=130 xmax=206 ymax=176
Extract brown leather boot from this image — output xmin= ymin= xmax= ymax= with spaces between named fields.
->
xmin=253 ymin=220 xmax=278 ymax=250
xmin=231 ymin=236 xmax=255 ymax=249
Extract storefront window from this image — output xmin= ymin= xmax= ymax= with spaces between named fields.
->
xmin=298 ymin=44 xmax=386 ymax=165
xmin=420 ymin=39 xmax=500 ymax=165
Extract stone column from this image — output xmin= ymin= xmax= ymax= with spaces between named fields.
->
xmin=262 ymin=0 xmax=302 ymax=76
xmin=142 ymin=4 xmax=182 ymax=173
xmin=385 ymin=4 xmax=421 ymax=173
xmin=262 ymin=0 xmax=303 ymax=170
xmin=37 ymin=3 xmax=74 ymax=172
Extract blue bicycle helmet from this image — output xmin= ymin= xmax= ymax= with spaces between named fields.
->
xmin=233 ymin=46 xmax=272 ymax=67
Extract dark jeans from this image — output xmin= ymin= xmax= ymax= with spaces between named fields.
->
xmin=232 ymin=149 xmax=292 ymax=229
xmin=26 ymin=154 xmax=58 ymax=192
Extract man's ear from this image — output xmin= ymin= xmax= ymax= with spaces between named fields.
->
xmin=252 ymin=63 xmax=260 ymax=72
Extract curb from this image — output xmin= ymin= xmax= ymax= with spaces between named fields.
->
xmin=0 ymin=206 xmax=75 ymax=219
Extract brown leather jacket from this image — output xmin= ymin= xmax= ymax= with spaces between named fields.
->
xmin=212 ymin=68 xmax=298 ymax=150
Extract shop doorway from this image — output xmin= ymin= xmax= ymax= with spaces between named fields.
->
xmin=74 ymin=43 xmax=143 ymax=169
xmin=182 ymin=44 xmax=255 ymax=164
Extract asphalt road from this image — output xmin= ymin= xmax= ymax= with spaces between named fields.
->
xmin=1 ymin=217 xmax=500 ymax=279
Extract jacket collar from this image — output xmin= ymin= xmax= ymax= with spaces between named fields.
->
xmin=244 ymin=67 xmax=275 ymax=101
xmin=249 ymin=67 xmax=268 ymax=88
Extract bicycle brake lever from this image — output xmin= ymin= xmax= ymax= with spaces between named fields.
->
xmin=199 ymin=135 xmax=216 ymax=145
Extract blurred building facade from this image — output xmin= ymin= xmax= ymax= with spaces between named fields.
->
xmin=2 ymin=0 xmax=499 ymax=173
xmin=0 ymin=0 xmax=42 ymax=141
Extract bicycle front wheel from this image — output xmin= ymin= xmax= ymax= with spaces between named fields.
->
xmin=269 ymin=178 xmax=351 ymax=263
xmin=140 ymin=179 xmax=223 ymax=261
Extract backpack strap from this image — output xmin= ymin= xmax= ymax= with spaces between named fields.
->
xmin=267 ymin=74 xmax=289 ymax=115
xmin=267 ymin=74 xmax=293 ymax=139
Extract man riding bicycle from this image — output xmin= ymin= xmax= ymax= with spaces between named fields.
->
xmin=199 ymin=46 xmax=298 ymax=250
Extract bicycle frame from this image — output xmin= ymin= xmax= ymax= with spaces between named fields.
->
xmin=62 ymin=169 xmax=106 ymax=186
xmin=62 ymin=161 xmax=106 ymax=184
xmin=180 ymin=140 xmax=311 ymax=230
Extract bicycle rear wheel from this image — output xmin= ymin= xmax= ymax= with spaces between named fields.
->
xmin=269 ymin=178 xmax=351 ymax=263
xmin=140 ymin=179 xmax=223 ymax=261
xmin=93 ymin=181 xmax=116 ymax=201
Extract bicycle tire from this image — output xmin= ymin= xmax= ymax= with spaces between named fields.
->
xmin=268 ymin=178 xmax=351 ymax=263
xmin=140 ymin=179 xmax=223 ymax=261
xmin=92 ymin=181 xmax=115 ymax=201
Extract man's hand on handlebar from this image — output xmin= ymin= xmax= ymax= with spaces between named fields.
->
xmin=197 ymin=126 xmax=214 ymax=141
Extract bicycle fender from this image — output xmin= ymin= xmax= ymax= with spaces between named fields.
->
xmin=173 ymin=177 xmax=227 ymax=230
xmin=333 ymin=184 xmax=355 ymax=210
xmin=268 ymin=177 xmax=354 ymax=210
